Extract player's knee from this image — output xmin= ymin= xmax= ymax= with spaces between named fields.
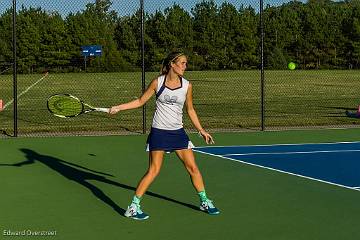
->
xmin=148 ymin=166 xmax=161 ymax=177
xmin=187 ymin=165 xmax=200 ymax=176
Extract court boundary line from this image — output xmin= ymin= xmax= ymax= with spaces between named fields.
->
xmin=196 ymin=141 xmax=360 ymax=149
xmin=3 ymin=72 xmax=48 ymax=110
xmin=223 ymin=149 xmax=360 ymax=156
xmin=194 ymin=148 xmax=360 ymax=192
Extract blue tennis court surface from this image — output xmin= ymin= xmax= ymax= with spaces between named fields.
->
xmin=194 ymin=142 xmax=360 ymax=191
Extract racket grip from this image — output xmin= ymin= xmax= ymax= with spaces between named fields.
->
xmin=95 ymin=107 xmax=110 ymax=113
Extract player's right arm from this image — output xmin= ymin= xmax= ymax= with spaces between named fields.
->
xmin=109 ymin=78 xmax=157 ymax=114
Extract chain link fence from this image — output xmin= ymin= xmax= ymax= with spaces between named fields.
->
xmin=1 ymin=0 xmax=360 ymax=137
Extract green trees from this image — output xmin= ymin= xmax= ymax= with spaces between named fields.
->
xmin=114 ymin=12 xmax=141 ymax=71
xmin=236 ymin=5 xmax=258 ymax=69
xmin=343 ymin=0 xmax=360 ymax=68
xmin=191 ymin=1 xmax=257 ymax=70
xmin=0 ymin=9 xmax=13 ymax=66
xmin=264 ymin=2 xmax=303 ymax=69
xmin=66 ymin=0 xmax=121 ymax=72
xmin=1 ymin=0 xmax=360 ymax=72
xmin=40 ymin=11 xmax=71 ymax=71
xmin=192 ymin=1 xmax=219 ymax=69
xmin=16 ymin=7 xmax=41 ymax=73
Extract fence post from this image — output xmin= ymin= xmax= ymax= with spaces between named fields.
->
xmin=140 ymin=0 xmax=146 ymax=134
xmin=260 ymin=0 xmax=265 ymax=131
xmin=12 ymin=0 xmax=17 ymax=137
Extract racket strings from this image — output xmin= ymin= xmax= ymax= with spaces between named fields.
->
xmin=48 ymin=95 xmax=83 ymax=117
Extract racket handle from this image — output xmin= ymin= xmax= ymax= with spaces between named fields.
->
xmin=94 ymin=107 xmax=110 ymax=113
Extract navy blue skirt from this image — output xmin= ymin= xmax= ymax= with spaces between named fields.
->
xmin=146 ymin=127 xmax=194 ymax=152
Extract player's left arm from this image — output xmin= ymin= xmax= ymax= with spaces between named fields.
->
xmin=185 ymin=83 xmax=214 ymax=144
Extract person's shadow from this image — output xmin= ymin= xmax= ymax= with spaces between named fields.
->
xmin=0 ymin=149 xmax=199 ymax=216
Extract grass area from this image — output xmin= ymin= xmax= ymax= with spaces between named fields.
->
xmin=0 ymin=70 xmax=360 ymax=135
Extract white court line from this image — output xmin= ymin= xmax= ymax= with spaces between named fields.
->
xmin=195 ymin=141 xmax=360 ymax=149
xmin=223 ymin=149 xmax=360 ymax=157
xmin=3 ymin=72 xmax=48 ymax=110
xmin=194 ymin=148 xmax=360 ymax=192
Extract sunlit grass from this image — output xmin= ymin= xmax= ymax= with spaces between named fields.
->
xmin=1 ymin=70 xmax=359 ymax=135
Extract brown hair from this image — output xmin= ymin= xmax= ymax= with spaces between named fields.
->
xmin=160 ymin=51 xmax=185 ymax=75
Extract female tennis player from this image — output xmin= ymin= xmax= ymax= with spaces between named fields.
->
xmin=109 ymin=51 xmax=219 ymax=220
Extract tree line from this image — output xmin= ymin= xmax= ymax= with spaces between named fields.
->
xmin=0 ymin=0 xmax=360 ymax=73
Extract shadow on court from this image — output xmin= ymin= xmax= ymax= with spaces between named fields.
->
xmin=0 ymin=149 xmax=199 ymax=216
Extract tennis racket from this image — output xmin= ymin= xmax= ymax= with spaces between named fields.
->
xmin=47 ymin=94 xmax=109 ymax=118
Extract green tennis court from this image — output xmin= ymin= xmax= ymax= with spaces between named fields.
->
xmin=1 ymin=128 xmax=360 ymax=240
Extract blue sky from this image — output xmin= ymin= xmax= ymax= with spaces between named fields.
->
xmin=0 ymin=0 xmax=307 ymax=16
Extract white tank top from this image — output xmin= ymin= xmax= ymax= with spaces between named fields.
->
xmin=152 ymin=75 xmax=189 ymax=130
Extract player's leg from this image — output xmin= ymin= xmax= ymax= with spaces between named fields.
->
xmin=136 ymin=150 xmax=165 ymax=196
xmin=175 ymin=149 xmax=220 ymax=215
xmin=175 ymin=148 xmax=204 ymax=191
xmin=124 ymin=150 xmax=164 ymax=220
